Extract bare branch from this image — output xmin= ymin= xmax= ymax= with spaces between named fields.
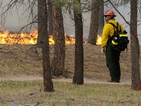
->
xmin=20 ymin=15 xmax=38 ymax=32
xmin=107 ymin=0 xmax=130 ymax=25
xmin=0 ymin=0 xmax=38 ymax=31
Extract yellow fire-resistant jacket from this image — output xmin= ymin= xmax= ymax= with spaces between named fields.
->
xmin=101 ymin=19 xmax=124 ymax=48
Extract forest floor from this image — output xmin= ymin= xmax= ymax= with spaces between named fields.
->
xmin=0 ymin=44 xmax=138 ymax=106
xmin=0 ymin=44 xmax=133 ymax=84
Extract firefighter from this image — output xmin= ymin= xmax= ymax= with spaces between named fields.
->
xmin=101 ymin=10 xmax=124 ymax=83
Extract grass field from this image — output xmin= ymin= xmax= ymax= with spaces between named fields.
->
xmin=0 ymin=80 xmax=141 ymax=106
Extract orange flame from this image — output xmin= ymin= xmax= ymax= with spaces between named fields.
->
xmin=0 ymin=30 xmax=38 ymax=44
xmin=0 ymin=30 xmax=76 ymax=45
xmin=0 ymin=30 xmax=101 ymax=45
xmin=96 ymin=35 xmax=102 ymax=45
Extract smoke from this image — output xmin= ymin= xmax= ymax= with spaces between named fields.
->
xmin=63 ymin=11 xmax=91 ymax=36
xmin=0 ymin=0 xmax=37 ymax=32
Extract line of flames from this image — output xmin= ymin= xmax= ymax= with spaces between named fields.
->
xmin=0 ymin=30 xmax=101 ymax=45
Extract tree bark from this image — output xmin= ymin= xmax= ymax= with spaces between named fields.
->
xmin=98 ymin=0 xmax=104 ymax=35
xmin=73 ymin=0 xmax=84 ymax=85
xmin=88 ymin=0 xmax=100 ymax=45
xmin=37 ymin=0 xmax=46 ymax=45
xmin=39 ymin=0 xmax=54 ymax=92
xmin=52 ymin=4 xmax=65 ymax=76
xmin=130 ymin=0 xmax=141 ymax=90
xmin=48 ymin=0 xmax=53 ymax=35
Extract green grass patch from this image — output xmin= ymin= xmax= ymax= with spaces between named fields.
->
xmin=0 ymin=80 xmax=141 ymax=106
xmin=0 ymin=80 xmax=42 ymax=95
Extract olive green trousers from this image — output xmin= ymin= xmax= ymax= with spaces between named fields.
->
xmin=105 ymin=43 xmax=121 ymax=81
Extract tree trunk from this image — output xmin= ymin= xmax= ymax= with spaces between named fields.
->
xmin=52 ymin=4 xmax=65 ymax=76
xmin=37 ymin=0 xmax=46 ymax=45
xmin=39 ymin=0 xmax=54 ymax=92
xmin=88 ymin=0 xmax=100 ymax=45
xmin=98 ymin=0 xmax=104 ymax=35
xmin=73 ymin=0 xmax=84 ymax=85
xmin=130 ymin=0 xmax=141 ymax=90
xmin=48 ymin=0 xmax=53 ymax=35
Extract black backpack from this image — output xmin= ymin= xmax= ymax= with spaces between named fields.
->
xmin=108 ymin=22 xmax=129 ymax=51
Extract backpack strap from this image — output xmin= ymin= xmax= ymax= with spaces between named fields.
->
xmin=108 ymin=22 xmax=121 ymax=32
xmin=107 ymin=22 xmax=119 ymax=43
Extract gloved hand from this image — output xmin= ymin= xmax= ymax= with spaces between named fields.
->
xmin=103 ymin=47 xmax=106 ymax=53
